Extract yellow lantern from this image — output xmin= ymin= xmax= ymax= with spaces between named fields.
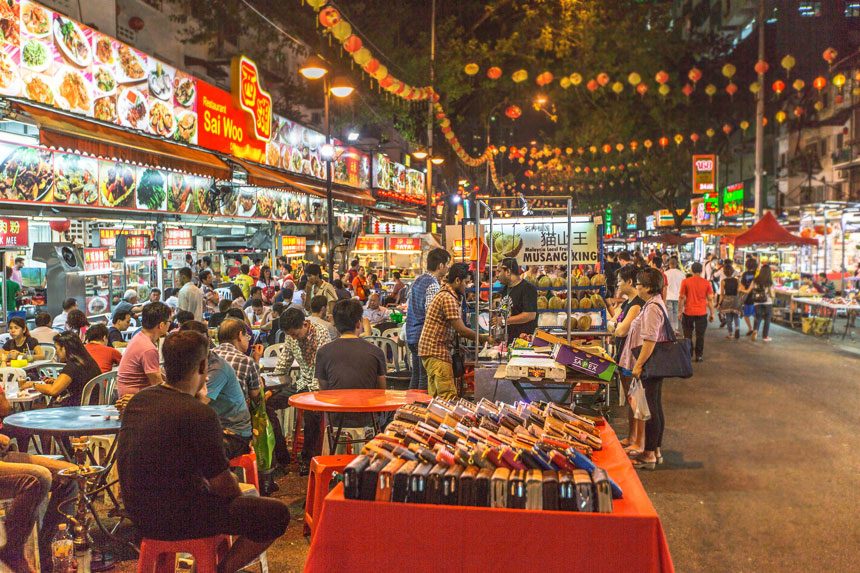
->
xmin=570 ymin=73 xmax=583 ymax=86
xmin=674 ymin=134 xmax=684 ymax=145
xmin=706 ymin=128 xmax=715 ymax=138
xmin=611 ymin=81 xmax=624 ymax=94
xmin=781 ymin=54 xmax=796 ymax=75
xmin=512 ymin=69 xmax=528 ymax=83
xmin=353 ymin=48 xmax=372 ymax=66
xmin=814 ymin=100 xmax=824 ymax=111
xmin=499 ymin=145 xmax=507 ymax=153
xmin=615 ymin=143 xmax=624 ymax=152
xmin=853 ymin=86 xmax=860 ymax=97
xmin=589 ymin=145 xmax=598 ymax=154
xmin=658 ymin=84 xmax=670 ymax=96
xmin=775 ymin=110 xmax=787 ymax=123
xmin=749 ymin=82 xmax=760 ymax=94
xmin=793 ymin=79 xmax=806 ymax=92
xmin=740 ymin=120 xmax=750 ymax=131
xmin=308 ymin=0 xmax=326 ymax=10
xmin=704 ymin=84 xmax=717 ymax=97
xmin=565 ymin=147 xmax=573 ymax=155
xmin=464 ymin=63 xmax=479 ymax=76
xmin=832 ymin=73 xmax=846 ymax=89
xmin=332 ymin=20 xmax=352 ymax=41
xmin=627 ymin=72 xmax=641 ymax=86
xmin=643 ymin=139 xmax=653 ymax=149
xmin=722 ymin=63 xmax=736 ymax=78
xmin=560 ymin=76 xmax=572 ymax=89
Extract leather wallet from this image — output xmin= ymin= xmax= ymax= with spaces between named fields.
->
xmin=407 ymin=462 xmax=434 ymax=504
xmin=442 ymin=464 xmax=463 ymax=505
xmin=375 ymin=458 xmax=405 ymax=502
xmin=457 ymin=465 xmax=479 ymax=506
xmin=591 ymin=467 xmax=613 ymax=513
xmin=541 ymin=470 xmax=559 ymax=511
xmin=573 ymin=469 xmax=594 ymax=512
xmin=491 ymin=467 xmax=511 ymax=508
xmin=525 ymin=469 xmax=544 ymax=510
xmin=475 ymin=467 xmax=494 ymax=507
xmin=426 ymin=463 xmax=449 ymax=505
xmin=558 ymin=470 xmax=577 ymax=511
xmin=392 ymin=460 xmax=417 ymax=503
xmin=343 ymin=455 xmax=370 ymax=500
xmin=360 ymin=458 xmax=388 ymax=501
xmin=507 ymin=469 xmax=527 ymax=509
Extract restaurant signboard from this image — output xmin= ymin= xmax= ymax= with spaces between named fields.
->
xmin=388 ymin=237 xmax=421 ymax=252
xmin=354 ymin=236 xmax=386 ymax=252
xmin=692 ymin=154 xmax=717 ymax=195
xmin=281 ymin=235 xmax=306 ymax=256
xmin=83 ymin=247 xmax=111 ymax=272
xmin=482 ymin=217 xmax=598 ymax=265
xmin=0 ymin=217 xmax=28 ymax=248
xmin=164 ymin=228 xmax=193 ymax=249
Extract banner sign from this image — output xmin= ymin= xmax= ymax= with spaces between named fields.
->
xmin=0 ymin=217 xmax=28 ymax=248
xmin=354 ymin=236 xmax=386 ymax=252
xmin=388 ymin=237 xmax=421 ymax=252
xmin=722 ymin=182 xmax=744 ymax=217
xmin=281 ymin=235 xmax=306 ymax=255
xmin=125 ymin=234 xmax=150 ymax=257
xmin=164 ymin=228 xmax=193 ymax=249
xmin=83 ymin=247 xmax=111 ymax=272
xmin=98 ymin=228 xmax=153 ymax=248
xmin=232 ymin=55 xmax=272 ymax=142
xmin=692 ymin=154 xmax=717 ymax=195
xmin=703 ymin=191 xmax=719 ymax=214
xmin=486 ymin=218 xmax=598 ymax=265
xmin=373 ymin=153 xmax=425 ymax=202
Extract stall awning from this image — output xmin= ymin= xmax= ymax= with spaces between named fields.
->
xmin=298 ymin=179 xmax=375 ymax=207
xmin=229 ymin=158 xmax=324 ymax=198
xmin=15 ymin=101 xmax=231 ymax=181
xmin=733 ymin=212 xmax=818 ymax=247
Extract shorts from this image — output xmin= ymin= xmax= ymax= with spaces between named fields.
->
xmin=743 ymin=304 xmax=755 ymax=317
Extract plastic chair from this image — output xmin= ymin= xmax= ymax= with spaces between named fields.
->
xmin=229 ymin=450 xmax=260 ymax=492
xmin=0 ymin=367 xmax=27 ymax=396
xmin=81 ymin=371 xmax=118 ymax=406
xmin=304 ymin=455 xmax=357 ymax=537
xmin=38 ymin=344 xmax=56 ymax=361
xmin=215 ymin=287 xmax=233 ymax=301
xmin=263 ymin=343 xmax=284 ymax=359
xmin=137 ymin=535 xmax=230 ymax=573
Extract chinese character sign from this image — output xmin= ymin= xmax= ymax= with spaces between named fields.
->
xmin=281 ymin=235 xmax=307 ymax=256
xmin=692 ymin=154 xmax=717 ymax=195
xmin=231 ymin=55 xmax=272 ymax=142
xmin=83 ymin=248 xmax=111 ymax=272
xmin=0 ymin=217 xmax=28 ymax=248
xmin=488 ymin=219 xmax=598 ymax=265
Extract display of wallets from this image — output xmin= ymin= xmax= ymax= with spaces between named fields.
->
xmin=442 ymin=465 xmax=463 ymax=505
xmin=558 ymin=470 xmax=577 ymax=511
xmin=474 ymin=467 xmax=494 ymax=507
xmin=525 ymin=469 xmax=544 ymax=510
xmin=407 ymin=462 xmax=433 ymax=504
xmin=490 ymin=467 xmax=511 ymax=508
xmin=541 ymin=470 xmax=559 ymax=511
xmin=500 ymin=446 xmax=528 ymax=470
xmin=426 ymin=463 xmax=449 ymax=505
xmin=458 ymin=465 xmax=479 ymax=506
xmin=375 ymin=458 xmax=405 ymax=502
xmin=343 ymin=455 xmax=370 ymax=500
xmin=507 ymin=469 xmax=527 ymax=509
xmin=592 ymin=468 xmax=613 ymax=513
xmin=360 ymin=458 xmax=388 ymax=501
xmin=573 ymin=470 xmax=595 ymax=512
xmin=392 ymin=460 xmax=417 ymax=502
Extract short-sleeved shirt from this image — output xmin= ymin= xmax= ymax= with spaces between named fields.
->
xmin=205 ymin=352 xmax=252 ymax=438
xmin=85 ymin=342 xmax=123 ymax=373
xmin=308 ymin=281 xmax=338 ymax=308
xmin=117 ymin=331 xmax=162 ymax=397
xmin=620 ymin=297 xmax=670 ymax=371
xmin=501 ymin=279 xmax=538 ymax=341
xmin=274 ymin=321 xmax=331 ymax=391
xmin=108 ymin=326 xmax=125 ymax=347
xmin=405 ymin=273 xmax=439 ymax=344
xmin=3 ymin=279 xmax=20 ymax=311
xmin=309 ymin=316 xmax=338 ymax=340
xmin=679 ymin=276 xmax=713 ymax=317
xmin=363 ymin=306 xmax=392 ymax=326
xmin=233 ymin=274 xmax=255 ymax=299
xmin=111 ymin=300 xmax=135 ymax=320
xmin=664 ymin=268 xmax=686 ymax=301
xmin=316 ymin=337 xmax=386 ymax=427
xmin=352 ymin=276 xmax=368 ymax=301
xmin=178 ymin=283 xmax=204 ymax=321
xmin=418 ymin=285 xmax=462 ymax=362
xmin=213 ymin=342 xmax=261 ymax=398
xmin=59 ymin=356 xmax=101 ymax=406
xmin=117 ymin=385 xmax=230 ymax=540
xmin=30 ymin=326 xmax=58 ymax=345
xmin=3 ymin=335 xmax=38 ymax=355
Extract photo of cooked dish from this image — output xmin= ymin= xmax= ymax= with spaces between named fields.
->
xmin=173 ymin=75 xmax=195 ymax=107
xmin=94 ymin=66 xmax=116 ymax=95
xmin=21 ymin=38 xmax=49 ymax=72
xmin=24 ymin=74 xmax=53 ymax=105
xmin=117 ymin=44 xmax=145 ymax=83
xmin=117 ymin=87 xmax=148 ymax=130
xmin=237 ymin=191 xmax=256 ymax=218
xmin=220 ymin=188 xmax=238 ymax=216
xmin=148 ymin=61 xmax=173 ymax=101
xmin=167 ymin=173 xmax=193 ymax=213
xmin=148 ymin=101 xmax=174 ymax=137
xmin=95 ymin=36 xmax=113 ymax=65
xmin=53 ymin=153 xmax=98 ymax=205
xmin=99 ymin=161 xmax=136 ymax=208
xmin=21 ymin=1 xmax=50 ymax=38
xmin=54 ymin=67 xmax=91 ymax=112
xmin=266 ymin=142 xmax=281 ymax=167
xmin=194 ymin=180 xmax=215 ymax=214
xmin=54 ymin=16 xmax=91 ymax=67
xmin=0 ymin=50 xmax=21 ymax=96
xmin=256 ymin=190 xmax=273 ymax=218
xmin=0 ymin=145 xmax=53 ymax=202
xmin=87 ymin=297 xmax=108 ymax=315
xmin=136 ymin=168 xmax=167 ymax=211
xmin=0 ymin=1 xmax=20 ymax=46
xmin=174 ymin=110 xmax=196 ymax=144
xmin=93 ymin=95 xmax=117 ymax=123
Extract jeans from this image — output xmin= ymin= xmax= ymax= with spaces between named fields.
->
xmin=643 ymin=377 xmax=665 ymax=452
xmin=0 ymin=451 xmax=78 ymax=568
xmin=682 ymin=314 xmax=708 ymax=358
xmin=408 ymin=342 xmax=427 ymax=390
xmin=754 ymin=304 xmax=772 ymax=338
xmin=725 ymin=311 xmax=740 ymax=335
xmin=666 ymin=300 xmax=679 ymax=331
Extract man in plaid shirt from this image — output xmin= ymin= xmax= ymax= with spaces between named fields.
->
xmin=213 ymin=319 xmax=263 ymax=402
xmin=419 ymin=263 xmax=490 ymax=399
xmin=272 ymin=308 xmax=332 ymax=474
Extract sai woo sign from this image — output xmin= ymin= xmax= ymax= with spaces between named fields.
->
xmin=692 ymin=154 xmax=717 ymax=195
xmin=0 ymin=217 xmax=28 ymax=248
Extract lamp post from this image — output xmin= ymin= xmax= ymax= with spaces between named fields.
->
xmin=299 ymin=56 xmax=354 ymax=279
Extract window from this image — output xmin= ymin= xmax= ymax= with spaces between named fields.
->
xmin=846 ymin=2 xmax=860 ymax=17
xmin=798 ymin=1 xmax=821 ymax=16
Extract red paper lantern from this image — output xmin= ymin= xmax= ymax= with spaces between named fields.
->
xmin=602 ymin=144 xmax=612 ymax=154
xmin=586 ymin=79 xmax=598 ymax=92
xmin=49 ymin=220 xmax=71 ymax=233
xmin=343 ymin=35 xmax=363 ymax=53
xmin=363 ymin=58 xmax=380 ymax=74
xmin=682 ymin=83 xmax=694 ymax=97
xmin=690 ymin=133 xmax=699 ymax=143
xmin=725 ymin=82 xmax=738 ymax=97
xmin=536 ymin=71 xmax=554 ymax=86
xmin=487 ymin=66 xmax=502 ymax=80
xmin=596 ymin=72 xmax=610 ymax=86
xmin=813 ymin=76 xmax=827 ymax=91
xmin=636 ymin=83 xmax=648 ymax=96
xmin=688 ymin=67 xmax=702 ymax=83
xmin=128 ymin=16 xmax=144 ymax=31
xmin=655 ymin=71 xmax=669 ymax=85
xmin=722 ymin=123 xmax=732 ymax=135
xmin=793 ymin=106 xmax=804 ymax=117
xmin=754 ymin=60 xmax=769 ymax=75
xmin=319 ymin=6 xmax=340 ymax=27
xmin=504 ymin=105 xmax=522 ymax=120
xmin=658 ymin=136 xmax=669 ymax=148
xmin=822 ymin=47 xmax=838 ymax=64
xmin=772 ymin=79 xmax=785 ymax=95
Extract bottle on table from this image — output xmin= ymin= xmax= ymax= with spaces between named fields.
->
xmin=51 ymin=523 xmax=75 ymax=572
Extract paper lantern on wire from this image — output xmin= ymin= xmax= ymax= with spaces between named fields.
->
xmin=504 ymin=105 xmax=522 ymax=120
xmin=832 ymin=73 xmax=846 ymax=91
xmin=814 ymin=100 xmax=824 ymax=111
xmin=673 ymin=134 xmax=684 ymax=145
xmin=627 ymin=72 xmax=641 ymax=86
xmin=690 ymin=132 xmax=699 ymax=144
xmin=740 ymin=120 xmax=750 ymax=131
xmin=597 ymin=73 xmax=610 ymax=87
xmin=464 ymin=63 xmax=479 ymax=76
xmin=636 ymin=83 xmax=648 ymax=96
xmin=372 ymin=64 xmax=389 ymax=80
xmin=722 ymin=63 xmax=736 ymax=79
xmin=772 ymin=79 xmax=785 ymax=95
xmin=308 ymin=0 xmax=327 ymax=10
xmin=725 ymin=82 xmax=738 ymax=97
xmin=813 ymin=76 xmax=827 ymax=91
xmin=775 ymin=110 xmax=787 ymax=124
xmin=706 ymin=128 xmax=715 ymax=138
xmin=682 ymin=83 xmax=694 ymax=98
xmin=354 ymin=48 xmax=372 ymax=68
xmin=616 ymin=143 xmax=625 ymax=152
xmin=319 ymin=6 xmax=341 ymax=27
xmin=611 ymin=81 xmax=624 ymax=94
xmin=487 ymin=66 xmax=502 ymax=80
xmin=600 ymin=144 xmax=611 ymax=154
xmin=332 ymin=20 xmax=352 ymax=41
xmin=655 ymin=71 xmax=669 ymax=85
xmin=688 ymin=67 xmax=702 ymax=84
xmin=792 ymin=78 xmax=805 ymax=93
xmin=658 ymin=84 xmax=670 ymax=96
xmin=570 ymin=73 xmax=583 ymax=86
xmin=589 ymin=145 xmax=598 ymax=154
xmin=577 ymin=147 xmax=585 ymax=155
xmin=630 ymin=140 xmax=639 ymax=151
xmin=658 ymin=136 xmax=669 ymax=148
xmin=761 ymin=117 xmax=768 ymax=126
xmin=586 ymin=79 xmax=599 ymax=92
xmin=643 ymin=139 xmax=653 ymax=150
xmin=754 ymin=60 xmax=769 ymax=75
xmin=793 ymin=106 xmax=804 ymax=118
xmin=781 ymin=55 xmax=796 ymax=76
xmin=560 ymin=76 xmax=571 ymax=89
xmin=512 ymin=69 xmax=528 ymax=83
xmin=537 ymin=71 xmax=554 ymax=86
xmin=749 ymin=81 xmax=760 ymax=94
xmin=704 ymin=83 xmax=717 ymax=100
xmin=343 ymin=35 xmax=362 ymax=53
xmin=822 ymin=47 xmax=838 ymax=65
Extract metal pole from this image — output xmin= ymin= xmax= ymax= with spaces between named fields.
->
xmin=324 ymin=78 xmax=335 ymax=280
xmin=753 ymin=0 xmax=766 ymax=220
xmin=1 ymin=255 xmax=7 ymax=327
xmin=473 ymin=198 xmax=481 ymax=366
xmin=425 ymin=0 xmax=436 ymax=233
xmin=566 ymin=199 xmax=572 ymax=344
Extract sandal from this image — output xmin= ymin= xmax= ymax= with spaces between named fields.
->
xmin=625 ymin=448 xmax=644 ymax=458
xmin=619 ymin=438 xmax=632 ymax=447
xmin=631 ymin=455 xmax=657 ymax=470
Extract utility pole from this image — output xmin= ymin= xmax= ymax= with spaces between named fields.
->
xmin=425 ymin=0 xmax=436 ymax=233
xmin=753 ymin=0 xmax=766 ymax=220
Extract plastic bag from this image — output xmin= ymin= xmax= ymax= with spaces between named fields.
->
xmin=628 ymin=377 xmax=651 ymax=421
xmin=250 ymin=395 xmax=275 ymax=472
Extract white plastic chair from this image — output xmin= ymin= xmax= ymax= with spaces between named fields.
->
xmin=81 ymin=371 xmax=118 ymax=406
xmin=216 ymin=287 xmax=234 ymax=301
xmin=263 ymin=343 xmax=284 ymax=359
xmin=38 ymin=344 xmax=56 ymax=361
xmin=0 ymin=367 xmax=27 ymax=397
xmin=0 ymin=333 xmax=10 ymax=346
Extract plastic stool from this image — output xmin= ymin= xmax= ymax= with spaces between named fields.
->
xmin=137 ymin=535 xmax=230 ymax=573
xmin=304 ymin=455 xmax=357 ymax=537
xmin=229 ymin=451 xmax=260 ymax=492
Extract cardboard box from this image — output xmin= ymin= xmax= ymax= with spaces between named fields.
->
xmin=532 ymin=330 xmax=617 ymax=382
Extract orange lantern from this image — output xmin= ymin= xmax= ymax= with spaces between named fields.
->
xmin=722 ymin=124 xmax=733 ymax=135
xmin=586 ymin=79 xmax=599 ymax=92
xmin=822 ymin=47 xmax=838 ymax=64
xmin=725 ymin=82 xmax=738 ymax=97
xmin=602 ymin=144 xmax=612 ymax=154
xmin=343 ymin=35 xmax=363 ymax=53
xmin=813 ymin=76 xmax=827 ymax=91
xmin=597 ymin=72 xmax=610 ymax=86
xmin=643 ymin=139 xmax=653 ymax=150
xmin=636 ymin=83 xmax=648 ymax=96
xmin=658 ymin=136 xmax=669 ymax=148
xmin=690 ymin=132 xmax=699 ymax=143
xmin=793 ymin=106 xmax=804 ymax=117
xmin=536 ymin=71 xmax=554 ymax=86
xmin=772 ymin=79 xmax=785 ymax=95
xmin=682 ymin=83 xmax=694 ymax=98
xmin=487 ymin=66 xmax=502 ymax=80
xmin=688 ymin=67 xmax=702 ymax=84
xmin=616 ymin=143 xmax=625 ymax=152
xmin=630 ymin=140 xmax=639 ymax=151
xmin=754 ymin=60 xmax=769 ymax=75
xmin=655 ymin=71 xmax=669 ymax=85
xmin=319 ymin=6 xmax=341 ymax=27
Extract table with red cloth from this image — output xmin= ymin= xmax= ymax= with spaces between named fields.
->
xmin=304 ymin=423 xmax=674 ymax=573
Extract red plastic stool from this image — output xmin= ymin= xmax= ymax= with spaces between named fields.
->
xmin=137 ymin=535 xmax=230 ymax=573
xmin=229 ymin=451 xmax=260 ymax=492
xmin=303 ymin=454 xmax=357 ymax=537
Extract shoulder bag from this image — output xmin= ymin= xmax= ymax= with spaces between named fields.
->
xmin=443 ymin=289 xmax=467 ymax=380
xmin=632 ymin=301 xmax=693 ymax=379
xmin=751 ymin=283 xmax=768 ymax=304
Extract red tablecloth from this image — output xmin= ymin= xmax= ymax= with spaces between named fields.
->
xmin=304 ymin=424 xmax=674 ymax=572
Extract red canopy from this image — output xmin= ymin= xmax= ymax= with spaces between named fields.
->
xmin=733 ymin=212 xmax=818 ymax=247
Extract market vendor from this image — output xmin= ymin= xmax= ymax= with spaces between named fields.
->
xmin=494 ymin=257 xmax=538 ymax=342
xmin=814 ymin=272 xmax=836 ymax=298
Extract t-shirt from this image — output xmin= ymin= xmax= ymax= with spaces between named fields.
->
xmin=664 ymin=268 xmax=686 ymax=301
xmin=117 ymin=331 xmax=162 ymax=397
xmin=418 ymin=285 xmax=462 ymax=362
xmin=111 ymin=300 xmax=135 ymax=320
xmin=679 ymin=276 xmax=713 ymax=316
xmin=233 ymin=274 xmax=255 ymax=299
xmin=309 ymin=316 xmax=339 ymax=340
xmin=3 ymin=335 xmax=38 ymax=355
xmin=178 ymin=283 xmax=204 ymax=322
xmin=3 ymin=279 xmax=20 ymax=311
xmin=208 ymin=312 xmax=228 ymax=329
xmin=85 ymin=343 xmax=123 ymax=373
xmin=52 ymin=311 xmax=69 ymax=330
xmin=352 ymin=276 xmax=368 ymax=301
xmin=30 ymin=326 xmax=58 ymax=345
xmin=205 ymin=352 xmax=252 ymax=438
xmin=614 ymin=295 xmax=645 ymax=360
xmin=108 ymin=326 xmax=125 ymax=347
xmin=741 ymin=270 xmax=756 ymax=304
xmin=316 ymin=337 xmax=386 ymax=427
xmin=59 ymin=356 xmax=101 ymax=406
xmin=116 ymin=385 xmax=230 ymax=540
xmin=501 ymin=279 xmax=538 ymax=342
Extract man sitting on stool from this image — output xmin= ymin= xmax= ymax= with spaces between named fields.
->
xmin=117 ymin=330 xmax=289 ymax=572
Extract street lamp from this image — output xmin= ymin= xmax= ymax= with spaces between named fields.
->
xmin=412 ymin=149 xmax=429 ymax=160
xmin=430 ymin=156 xmax=445 ymax=165
xmin=299 ymin=56 xmax=353 ymax=279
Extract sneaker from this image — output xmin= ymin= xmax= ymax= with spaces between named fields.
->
xmin=762 ymin=337 xmax=772 ymax=342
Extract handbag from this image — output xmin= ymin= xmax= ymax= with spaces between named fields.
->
xmin=751 ymin=284 xmax=768 ymax=304
xmin=632 ymin=301 xmax=693 ymax=379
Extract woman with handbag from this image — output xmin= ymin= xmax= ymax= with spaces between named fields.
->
xmin=720 ymin=262 xmax=741 ymax=340
xmin=619 ymin=267 xmax=673 ymax=470
xmin=749 ymin=264 xmax=775 ymax=341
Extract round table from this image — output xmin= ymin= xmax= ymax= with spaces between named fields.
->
xmin=289 ymin=389 xmax=430 ymax=451
xmin=2 ymin=405 xmax=121 ymax=437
